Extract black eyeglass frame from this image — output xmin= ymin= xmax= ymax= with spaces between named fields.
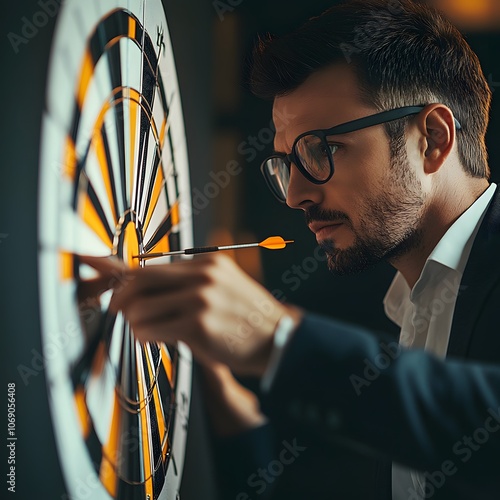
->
xmin=260 ymin=105 xmax=462 ymax=202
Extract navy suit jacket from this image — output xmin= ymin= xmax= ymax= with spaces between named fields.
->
xmin=260 ymin=187 xmax=500 ymax=499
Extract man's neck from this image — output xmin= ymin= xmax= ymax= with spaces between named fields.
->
xmin=391 ymin=179 xmax=490 ymax=289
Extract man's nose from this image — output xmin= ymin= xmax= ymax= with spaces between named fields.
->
xmin=286 ymin=162 xmax=323 ymax=210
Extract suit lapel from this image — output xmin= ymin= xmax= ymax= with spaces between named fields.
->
xmin=447 ymin=187 xmax=500 ymax=359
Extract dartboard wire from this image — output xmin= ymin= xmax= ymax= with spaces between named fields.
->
xmin=116 ymin=326 xmax=147 ymax=492
xmin=81 ymin=171 xmax=116 ymax=246
xmin=106 ymin=45 xmax=130 ymax=215
xmin=132 ymin=126 xmax=150 ymax=223
xmin=69 ymin=311 xmax=147 ymax=412
xmin=139 ymin=150 xmax=166 ymax=229
xmin=152 ymin=349 xmax=178 ymax=461
xmin=140 ymin=344 xmax=169 ymax=488
xmin=67 ymin=10 xmax=157 ymax=221
xmin=131 ymin=82 xmax=165 ymax=236
xmin=69 ymin=317 xmax=121 ymax=492
xmin=72 ymin=347 xmax=176 ymax=488
xmin=113 ymin=354 xmax=164 ymax=411
xmin=130 ymin=2 xmax=149 ymax=229
xmin=67 ymin=10 xmax=131 ymax=147
xmin=71 ymin=309 xmax=115 ymax=391
xmin=144 ymin=344 xmax=169 ymax=442
xmin=157 ymin=86 xmax=179 ymax=185
xmin=70 ymin=328 xmax=163 ymax=422
xmin=71 ymin=302 xmax=174 ymax=411
xmin=142 ymin=210 xmax=179 ymax=253
xmin=72 ymin=271 xmax=178 ymax=410
xmin=136 ymin=120 xmax=165 ymax=224
xmin=134 ymin=30 xmax=177 ymax=226
xmin=139 ymin=157 xmax=178 ymax=236
xmin=71 ymin=291 xmax=177 ymax=464
xmin=137 ymin=112 xmax=176 ymax=228
xmin=140 ymin=157 xmax=181 ymax=253
xmin=111 ymin=59 xmax=179 ymax=257
xmin=71 ymin=285 xmax=173 ymax=492
xmin=98 ymin=383 xmax=145 ymax=492
xmin=73 ymin=157 xmax=177 ymax=400
xmin=136 ymin=345 xmax=155 ymax=497
xmin=72 ymin=339 xmax=176 ymax=449
xmin=97 ymin=123 xmax=121 ymax=224
xmin=69 ymin=86 xmax=161 ymax=254
xmin=69 ymin=87 xmax=124 ymax=229
xmin=123 ymin=82 xmax=164 ymax=227
xmin=85 ymin=120 xmax=181 ymax=430
xmin=139 ymin=157 xmax=181 ymax=254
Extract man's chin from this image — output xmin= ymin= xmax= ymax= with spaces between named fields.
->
xmin=322 ymin=243 xmax=382 ymax=276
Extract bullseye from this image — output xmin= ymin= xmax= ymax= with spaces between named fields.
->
xmin=123 ymin=223 xmax=140 ymax=268
xmin=114 ymin=210 xmax=142 ymax=268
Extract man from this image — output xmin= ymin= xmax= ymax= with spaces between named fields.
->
xmin=94 ymin=1 xmax=500 ymax=498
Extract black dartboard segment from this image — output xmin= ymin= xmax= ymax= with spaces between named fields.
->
xmin=38 ymin=2 xmax=192 ymax=499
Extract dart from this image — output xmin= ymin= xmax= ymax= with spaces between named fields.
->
xmin=133 ymin=236 xmax=294 ymax=260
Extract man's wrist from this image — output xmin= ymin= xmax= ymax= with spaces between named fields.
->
xmin=260 ymin=309 xmax=302 ymax=391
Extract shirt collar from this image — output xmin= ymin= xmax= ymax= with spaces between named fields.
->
xmin=427 ymin=183 xmax=497 ymax=274
xmin=384 ymin=183 xmax=497 ymax=325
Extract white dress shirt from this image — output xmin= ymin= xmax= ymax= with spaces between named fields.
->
xmin=385 ymin=183 xmax=497 ymax=500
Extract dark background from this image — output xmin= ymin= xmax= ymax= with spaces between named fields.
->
xmin=1 ymin=1 xmax=499 ymax=499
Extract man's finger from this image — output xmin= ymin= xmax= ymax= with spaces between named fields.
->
xmin=78 ymin=255 xmax=128 ymax=276
xmin=111 ymin=287 xmax=206 ymax=326
xmin=110 ymin=259 xmax=217 ymax=306
xmin=77 ymin=276 xmax=115 ymax=302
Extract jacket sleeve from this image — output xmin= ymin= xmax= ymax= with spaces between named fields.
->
xmin=261 ymin=313 xmax=500 ymax=481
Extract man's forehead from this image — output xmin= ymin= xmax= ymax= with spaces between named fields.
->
xmin=272 ymin=65 xmax=369 ymax=121
xmin=271 ymin=64 xmax=371 ymax=150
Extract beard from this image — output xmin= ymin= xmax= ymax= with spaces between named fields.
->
xmin=305 ymin=154 xmax=427 ymax=276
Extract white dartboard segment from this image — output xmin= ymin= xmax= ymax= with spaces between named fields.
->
xmin=38 ymin=1 xmax=193 ymax=499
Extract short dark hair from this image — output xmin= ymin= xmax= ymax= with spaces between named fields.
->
xmin=250 ymin=0 xmax=492 ymax=178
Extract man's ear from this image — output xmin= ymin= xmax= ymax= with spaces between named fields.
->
xmin=415 ymin=104 xmax=457 ymax=174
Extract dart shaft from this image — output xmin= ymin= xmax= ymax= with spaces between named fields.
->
xmin=216 ymin=243 xmax=259 ymax=251
xmin=136 ymin=243 xmax=259 ymax=259
xmin=133 ymin=236 xmax=293 ymax=260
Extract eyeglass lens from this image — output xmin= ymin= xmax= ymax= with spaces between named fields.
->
xmin=263 ymin=158 xmax=290 ymax=201
xmin=295 ymin=134 xmax=333 ymax=181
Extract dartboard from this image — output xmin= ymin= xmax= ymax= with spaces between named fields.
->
xmin=38 ymin=1 xmax=192 ymax=498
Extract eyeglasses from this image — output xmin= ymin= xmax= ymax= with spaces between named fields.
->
xmin=260 ymin=105 xmax=462 ymax=203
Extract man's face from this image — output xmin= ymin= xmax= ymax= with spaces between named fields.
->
xmin=272 ymin=64 xmax=428 ymax=275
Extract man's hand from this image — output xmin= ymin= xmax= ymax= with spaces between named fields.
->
xmin=77 ymin=255 xmax=129 ymax=303
xmin=201 ymin=363 xmax=266 ymax=436
xmin=107 ymin=253 xmax=302 ymax=375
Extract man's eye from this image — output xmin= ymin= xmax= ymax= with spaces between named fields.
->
xmin=327 ymin=144 xmax=340 ymax=155
xmin=311 ymin=142 xmax=339 ymax=157
xmin=317 ymin=143 xmax=339 ymax=157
